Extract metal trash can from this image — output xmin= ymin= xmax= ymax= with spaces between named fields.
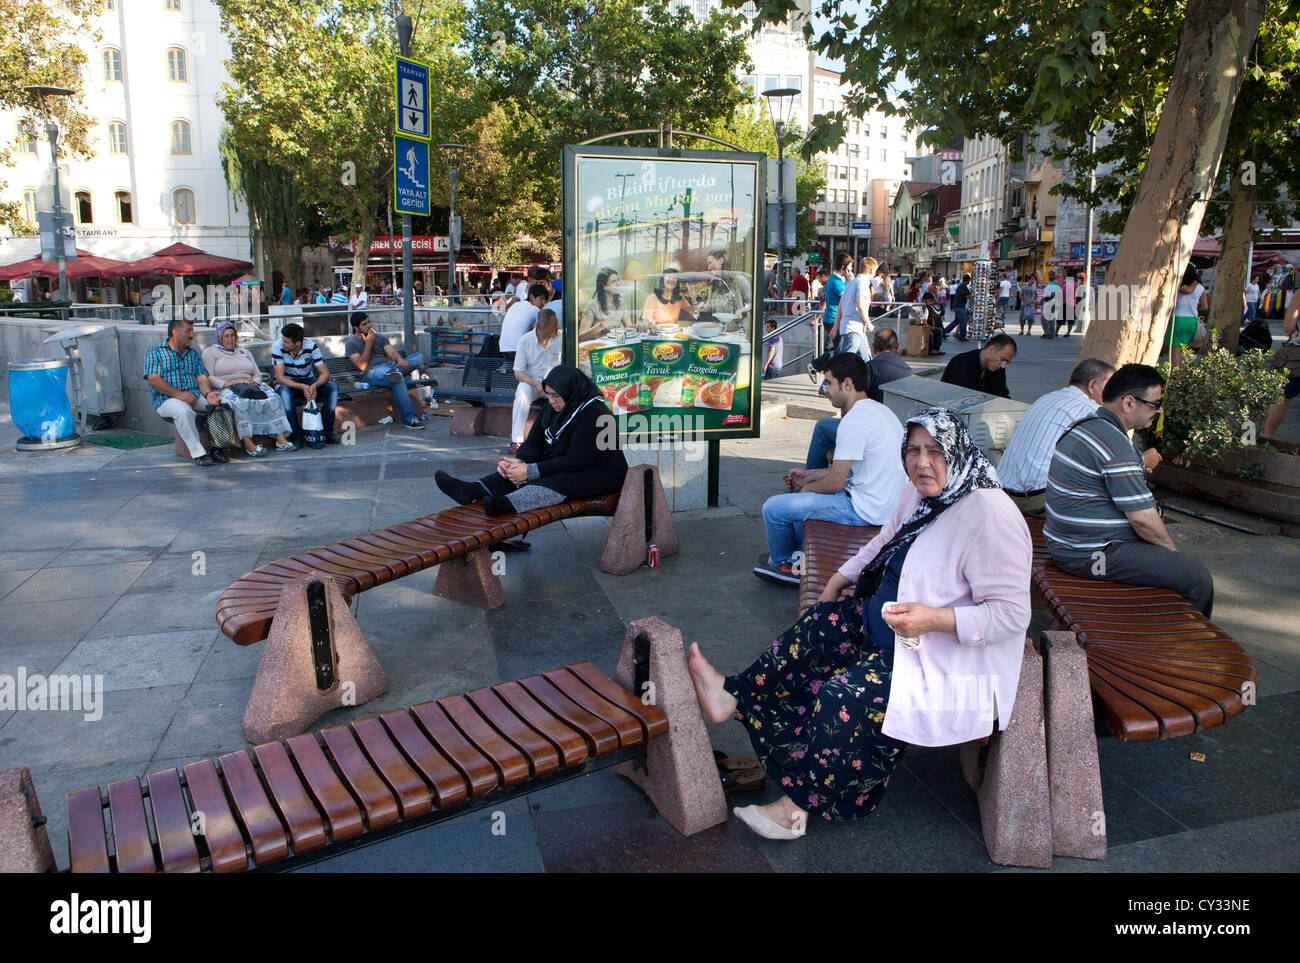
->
xmin=7 ymin=359 xmax=82 ymax=451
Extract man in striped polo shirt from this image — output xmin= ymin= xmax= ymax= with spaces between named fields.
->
xmin=1044 ymin=364 xmax=1214 ymax=616
xmin=272 ymin=323 xmax=339 ymax=444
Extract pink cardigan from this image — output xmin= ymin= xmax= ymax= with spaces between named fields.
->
xmin=202 ymin=346 xmax=263 ymax=390
xmin=837 ymin=484 xmax=1032 ymax=747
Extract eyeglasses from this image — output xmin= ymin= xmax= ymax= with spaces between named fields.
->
xmin=1130 ymin=395 xmax=1162 ymax=411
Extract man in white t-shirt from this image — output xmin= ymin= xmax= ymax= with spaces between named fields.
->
xmin=499 ymin=283 xmax=551 ymax=357
xmin=997 ymin=274 xmax=1013 ymax=324
xmin=510 ymin=308 xmax=562 ymax=450
xmin=830 ymin=255 xmax=877 ymax=363
xmin=754 ymin=353 xmax=906 ymax=584
xmin=349 ymin=283 xmax=369 ymax=311
xmin=1243 ymin=274 xmax=1261 ymax=323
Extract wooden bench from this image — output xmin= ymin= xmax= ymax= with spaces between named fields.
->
xmin=797 ymin=517 xmax=1258 ymax=743
xmin=217 ymin=494 xmax=621 ymax=646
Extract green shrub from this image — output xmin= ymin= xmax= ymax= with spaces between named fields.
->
xmin=1149 ymin=333 xmax=1287 ymax=464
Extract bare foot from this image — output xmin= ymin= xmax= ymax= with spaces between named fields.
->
xmin=688 ymin=642 xmax=738 ymax=723
xmin=757 ymin=795 xmax=806 ymax=831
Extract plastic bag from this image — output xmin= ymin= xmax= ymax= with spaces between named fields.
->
xmin=301 ymin=401 xmax=325 ymax=449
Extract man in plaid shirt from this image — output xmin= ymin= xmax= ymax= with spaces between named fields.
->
xmin=144 ymin=318 xmax=226 ymax=467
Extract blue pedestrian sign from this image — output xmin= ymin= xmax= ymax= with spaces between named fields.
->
xmin=395 ymin=55 xmax=430 ymax=140
xmin=394 ymin=135 xmax=430 ymax=216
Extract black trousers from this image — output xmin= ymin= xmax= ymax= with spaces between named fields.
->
xmin=1053 ymin=539 xmax=1215 ymax=617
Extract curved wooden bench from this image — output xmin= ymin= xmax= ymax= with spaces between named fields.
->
xmin=218 ymin=494 xmax=620 ymax=645
xmin=59 ymin=661 xmax=668 ymax=873
xmin=797 ymin=519 xmax=882 ymax=616
xmin=1025 ymin=517 xmax=1257 ymax=742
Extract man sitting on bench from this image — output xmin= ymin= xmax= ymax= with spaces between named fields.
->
xmin=1044 ymin=363 xmax=1214 ymax=616
xmin=272 ymin=322 xmax=340 ymax=445
xmin=511 ymin=307 xmax=562 ymax=454
xmin=144 ymin=318 xmax=225 ymax=468
xmin=345 ymin=311 xmax=426 ymax=430
xmin=754 ymin=353 xmax=906 ymax=584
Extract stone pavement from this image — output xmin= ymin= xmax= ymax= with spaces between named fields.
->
xmin=1 ymin=334 xmax=1298 ymax=873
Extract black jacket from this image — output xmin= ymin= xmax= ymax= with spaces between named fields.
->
xmin=941 ymin=348 xmax=1009 ymax=398
xmin=515 ymin=397 xmax=628 ymax=499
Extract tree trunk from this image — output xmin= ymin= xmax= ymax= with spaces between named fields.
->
xmin=1080 ymin=0 xmax=1263 ymax=367
xmin=1209 ymin=169 xmax=1255 ymax=353
xmin=351 ymin=210 xmax=376 ymax=293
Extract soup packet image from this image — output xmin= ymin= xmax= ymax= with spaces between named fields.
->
xmin=683 ymin=339 xmax=740 ymax=410
xmin=639 ymin=339 xmax=691 ymax=409
xmin=588 ymin=343 xmax=644 ymax=414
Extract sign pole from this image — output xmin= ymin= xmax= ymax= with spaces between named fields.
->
xmin=398 ymin=15 xmax=415 ymax=349
xmin=47 ymin=121 xmax=69 ymax=302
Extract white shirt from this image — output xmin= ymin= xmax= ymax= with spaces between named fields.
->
xmin=499 ymin=300 xmax=540 ymax=352
xmin=996 ymin=385 xmax=1100 ymax=492
xmin=514 ymin=280 xmax=530 ymax=301
xmin=1174 ymin=282 xmax=1205 ymax=317
xmin=350 ymin=290 xmax=368 ymax=310
xmin=1245 ymin=282 xmax=1260 ymax=304
xmin=998 ymin=279 xmax=1012 ymax=298
xmin=513 ymin=328 xmax=562 ymax=381
xmin=839 ymin=276 xmax=866 ymax=335
xmin=832 ymin=398 xmax=907 ymax=524
xmin=948 ymin=281 xmax=958 ymax=296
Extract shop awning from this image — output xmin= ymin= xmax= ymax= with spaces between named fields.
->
xmin=0 ymin=248 xmax=131 ymax=281
xmin=116 ymin=243 xmax=254 ymax=277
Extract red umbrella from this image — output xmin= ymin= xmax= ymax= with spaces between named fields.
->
xmin=115 ymin=242 xmax=253 ymax=277
xmin=0 ymin=248 xmax=131 ymax=281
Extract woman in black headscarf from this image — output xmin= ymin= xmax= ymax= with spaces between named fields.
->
xmin=435 ymin=365 xmax=628 ymax=515
xmin=690 ymin=408 xmax=1031 ymax=839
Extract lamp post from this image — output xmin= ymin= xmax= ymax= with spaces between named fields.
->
xmin=762 ymin=87 xmax=799 ymax=301
xmin=23 ymin=85 xmax=74 ymax=302
xmin=437 ymin=143 xmax=468 ymax=304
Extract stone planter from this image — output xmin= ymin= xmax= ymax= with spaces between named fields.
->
xmin=1153 ymin=445 xmax=1300 ymax=526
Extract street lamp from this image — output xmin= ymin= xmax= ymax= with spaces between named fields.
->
xmin=23 ymin=85 xmax=74 ymax=302
xmin=762 ymin=87 xmax=799 ymax=300
xmin=437 ymin=143 xmax=468 ymax=302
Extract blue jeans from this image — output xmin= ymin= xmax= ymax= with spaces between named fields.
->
xmin=366 ymin=351 xmax=424 ymax=423
xmin=1242 ymin=302 xmax=1257 ymax=324
xmin=806 ymin=416 xmax=839 ymax=469
xmin=276 ymin=377 xmax=338 ymax=438
xmin=838 ymin=328 xmax=872 ymax=362
xmin=944 ymin=306 xmax=967 ymax=339
xmin=762 ymin=489 xmax=872 ymax=566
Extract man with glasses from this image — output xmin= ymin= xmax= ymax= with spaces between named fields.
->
xmin=1044 ymin=364 xmax=1214 ymax=616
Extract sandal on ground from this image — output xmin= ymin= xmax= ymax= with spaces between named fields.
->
xmin=733 ymin=804 xmax=807 ymax=840
xmin=720 ymin=767 xmax=766 ymax=794
xmin=714 ymin=750 xmax=759 ymax=771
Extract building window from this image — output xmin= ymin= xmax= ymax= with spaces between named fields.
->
xmin=75 ymin=190 xmax=93 ymax=224
xmin=108 ymin=121 xmax=127 ymax=154
xmin=103 ymin=48 xmax=121 ymax=81
xmin=862 ymin=192 xmax=870 ymax=205
xmin=16 ymin=121 xmax=37 ymax=153
xmin=174 ymin=188 xmax=195 ymax=224
xmin=171 ymin=120 xmax=191 ymax=154
xmin=762 ymin=74 xmax=779 ymax=92
xmin=115 ymin=190 xmax=133 ymax=224
xmin=880 ymin=149 xmax=887 ymax=162
xmin=166 ymin=0 xmax=181 ymax=9
xmin=879 ymin=129 xmax=887 ymax=140
xmin=167 ymin=47 xmax=187 ymax=82
xmin=785 ymin=75 xmax=802 ymax=108
xmin=22 ymin=190 xmax=38 ymax=223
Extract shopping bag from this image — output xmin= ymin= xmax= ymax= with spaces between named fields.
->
xmin=301 ymin=401 xmax=325 ymax=449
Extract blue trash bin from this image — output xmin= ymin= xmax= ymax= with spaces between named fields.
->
xmin=8 ymin=359 xmax=81 ymax=450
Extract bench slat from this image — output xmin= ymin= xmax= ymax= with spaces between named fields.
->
xmin=217 ymin=750 xmax=290 ymax=866
xmin=146 ymin=769 xmax=201 ymax=873
xmin=379 ymin=709 xmax=470 ymax=808
xmin=543 ymin=668 xmax=644 ymax=749
xmin=182 ymin=760 xmax=249 ymax=873
xmin=437 ymin=695 xmax=531 ymax=788
xmin=285 ymin=735 xmax=365 ymax=842
xmin=517 ymin=675 xmax=621 ymax=757
xmin=491 ymin=681 xmax=589 ymax=767
xmin=410 ymin=701 xmax=500 ymax=797
xmin=67 ymin=787 xmax=111 ymax=873
xmin=563 ymin=662 xmax=671 ymax=740
xmin=320 ymin=726 xmax=402 ymax=832
xmin=252 ymin=742 xmax=328 ymax=854
xmin=107 ymin=778 xmax=156 ymax=873
xmin=350 ymin=717 xmax=434 ymax=819
xmin=1088 ymin=663 xmax=1198 ymax=739
xmin=465 ymin=687 xmax=561 ymax=778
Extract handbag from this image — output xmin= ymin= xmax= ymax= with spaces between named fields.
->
xmin=300 ymin=401 xmax=325 ymax=449
xmin=230 ymin=382 xmax=271 ymax=400
xmin=205 ymin=403 xmax=240 ymax=450
xmin=1267 ymin=341 xmax=1300 ymax=376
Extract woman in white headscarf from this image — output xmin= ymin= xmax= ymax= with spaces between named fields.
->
xmin=201 ymin=321 xmax=295 ymax=456
xmin=690 ymin=408 xmax=1032 ymax=839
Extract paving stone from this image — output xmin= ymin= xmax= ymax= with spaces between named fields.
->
xmin=54 ymin=629 xmax=215 ymax=692
xmin=0 ymin=596 xmax=119 ymax=648
xmin=0 ymin=570 xmax=35 ymax=601
xmin=5 ymin=561 xmax=150 ymax=603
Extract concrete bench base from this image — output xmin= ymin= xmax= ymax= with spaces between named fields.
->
xmin=0 ymin=767 xmax=56 ymax=873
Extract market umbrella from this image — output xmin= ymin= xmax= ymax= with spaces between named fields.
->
xmin=115 ymin=242 xmax=253 ymax=277
xmin=0 ymin=248 xmax=131 ymax=281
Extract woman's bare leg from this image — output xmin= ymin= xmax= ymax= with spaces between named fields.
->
xmin=688 ymin=642 xmax=738 ymax=723
xmin=1264 ymin=399 xmax=1290 ymax=439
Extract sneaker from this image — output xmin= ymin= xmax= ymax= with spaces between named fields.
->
xmin=275 ymin=441 xmax=297 ymax=452
xmin=807 ymin=363 xmax=819 ymax=383
xmin=193 ymin=454 xmax=215 ymax=467
xmin=403 ymin=419 xmax=426 ymax=430
xmin=817 ymin=382 xmax=828 ymax=397
xmin=385 ymin=370 xmax=405 ymax=384
xmin=324 ymin=435 xmax=341 ymax=444
xmin=208 ymin=448 xmax=229 ymax=464
xmin=753 ymin=559 xmax=800 ymax=585
xmin=248 ymin=445 xmax=268 ymax=457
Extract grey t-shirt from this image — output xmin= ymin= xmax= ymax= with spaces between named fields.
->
xmin=344 ymin=332 xmax=391 ymax=371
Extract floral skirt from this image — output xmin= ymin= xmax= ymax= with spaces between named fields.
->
xmin=723 ymin=599 xmax=907 ymax=822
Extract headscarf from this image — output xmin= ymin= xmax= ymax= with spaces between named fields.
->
xmin=539 ymin=364 xmax=604 ymax=446
xmin=213 ymin=320 xmax=238 ymax=354
xmin=857 ymin=407 xmax=1001 ymax=590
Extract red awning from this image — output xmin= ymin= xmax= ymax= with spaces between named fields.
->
xmin=116 ymin=243 xmax=253 ymax=277
xmin=0 ymin=248 xmax=132 ymax=281
xmin=1191 ymin=238 xmax=1222 ymax=258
